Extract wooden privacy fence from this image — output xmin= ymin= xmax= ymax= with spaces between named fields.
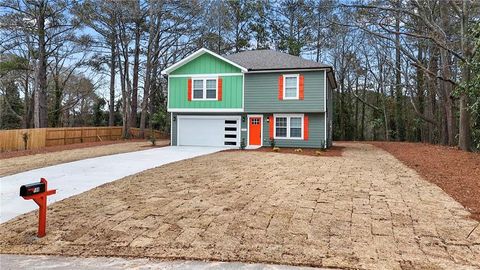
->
xmin=0 ymin=127 xmax=169 ymax=152
xmin=45 ymin=127 xmax=123 ymax=147
xmin=0 ymin=128 xmax=47 ymax=152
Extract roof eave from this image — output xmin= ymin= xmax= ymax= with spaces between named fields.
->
xmin=246 ymin=66 xmax=333 ymax=72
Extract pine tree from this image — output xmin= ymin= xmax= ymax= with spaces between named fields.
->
xmin=0 ymin=80 xmax=24 ymax=129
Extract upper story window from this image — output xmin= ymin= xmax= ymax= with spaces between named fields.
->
xmin=274 ymin=114 xmax=303 ymax=139
xmin=192 ymin=78 xmax=217 ymax=100
xmin=283 ymin=74 xmax=299 ymax=99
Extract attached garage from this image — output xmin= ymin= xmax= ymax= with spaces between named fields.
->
xmin=176 ymin=115 xmax=241 ymax=147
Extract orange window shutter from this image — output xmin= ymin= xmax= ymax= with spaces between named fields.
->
xmin=278 ymin=75 xmax=283 ymax=100
xmin=218 ymin=77 xmax=222 ymax=101
xmin=187 ymin=78 xmax=192 ymax=101
xmin=299 ymin=75 xmax=304 ymax=100
xmin=304 ymin=115 xmax=309 ymax=140
xmin=269 ymin=116 xmax=274 ymax=139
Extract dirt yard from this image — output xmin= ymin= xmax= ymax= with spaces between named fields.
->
xmin=0 ymin=140 xmax=169 ymax=177
xmin=372 ymin=142 xmax=480 ymax=221
xmin=1 ymin=143 xmax=479 ymax=269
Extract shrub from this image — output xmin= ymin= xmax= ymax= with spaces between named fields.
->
xmin=320 ymin=140 xmax=326 ymax=151
xmin=22 ymin=132 xmax=29 ymax=150
xmin=270 ymin=138 xmax=276 ymax=148
xmin=148 ymin=135 xmax=157 ymax=146
xmin=240 ymin=138 xmax=246 ymax=150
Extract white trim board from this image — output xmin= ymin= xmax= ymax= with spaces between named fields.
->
xmin=283 ymin=74 xmax=300 ymax=100
xmin=324 ymin=70 xmax=327 ymax=148
xmin=273 ymin=114 xmax=304 ymax=140
xmin=168 ymin=108 xmax=243 ymax=113
xmin=242 ymin=74 xmax=245 ymax=112
xmin=247 ymin=68 xmax=329 ymax=73
xmin=170 ymin=113 xmax=173 ymax=146
xmin=167 ymin=74 xmax=171 ymax=110
xmin=176 ymin=115 xmax=241 ymax=147
xmin=191 ymin=77 xmax=218 ymax=101
xmin=169 ymin=73 xmax=243 ymax=78
xmin=247 ymin=114 xmax=263 ymax=147
xmin=162 ymin=48 xmax=247 ymax=74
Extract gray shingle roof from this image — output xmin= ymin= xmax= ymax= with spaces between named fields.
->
xmin=224 ymin=50 xmax=331 ymax=71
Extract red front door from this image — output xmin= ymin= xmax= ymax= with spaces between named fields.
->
xmin=249 ymin=117 xmax=262 ymax=145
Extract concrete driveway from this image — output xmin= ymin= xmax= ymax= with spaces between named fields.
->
xmin=0 ymin=254 xmax=331 ymax=270
xmin=0 ymin=146 xmax=224 ymax=223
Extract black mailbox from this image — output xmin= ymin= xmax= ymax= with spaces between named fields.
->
xmin=20 ymin=182 xmax=46 ymax=197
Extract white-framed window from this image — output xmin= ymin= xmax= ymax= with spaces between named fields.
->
xmin=283 ymin=74 xmax=299 ymax=99
xmin=274 ymin=114 xmax=304 ymax=139
xmin=192 ymin=77 xmax=217 ymax=100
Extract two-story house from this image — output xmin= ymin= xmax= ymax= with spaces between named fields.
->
xmin=163 ymin=48 xmax=336 ymax=148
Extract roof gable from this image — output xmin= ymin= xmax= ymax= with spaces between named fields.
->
xmin=162 ymin=48 xmax=247 ymax=75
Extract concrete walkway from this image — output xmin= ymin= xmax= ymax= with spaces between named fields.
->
xmin=0 ymin=255 xmax=327 ymax=270
xmin=0 ymin=146 xmax=223 ymax=223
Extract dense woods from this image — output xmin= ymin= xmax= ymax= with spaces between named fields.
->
xmin=0 ymin=0 xmax=479 ymax=151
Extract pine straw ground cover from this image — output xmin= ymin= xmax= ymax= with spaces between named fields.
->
xmin=1 ymin=143 xmax=479 ymax=269
xmin=371 ymin=142 xmax=480 ymax=221
xmin=0 ymin=140 xmax=170 ymax=177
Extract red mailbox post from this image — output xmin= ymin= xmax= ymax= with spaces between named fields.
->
xmin=19 ymin=178 xmax=56 ymax=237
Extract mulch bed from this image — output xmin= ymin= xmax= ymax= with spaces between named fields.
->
xmin=228 ymin=146 xmax=344 ymax=157
xmin=371 ymin=141 xmax=480 ymax=221
xmin=0 ymin=139 xmax=147 ymax=160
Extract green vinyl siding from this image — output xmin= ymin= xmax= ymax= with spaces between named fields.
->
xmin=244 ymin=70 xmax=325 ymax=113
xmin=261 ymin=113 xmax=326 ymax=148
xmin=171 ymin=53 xmax=241 ymax=75
xmin=168 ymin=75 xmax=243 ymax=109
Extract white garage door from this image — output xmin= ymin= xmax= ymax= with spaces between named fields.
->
xmin=177 ymin=116 xmax=240 ymax=147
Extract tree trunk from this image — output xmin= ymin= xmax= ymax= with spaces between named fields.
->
xmin=34 ymin=1 xmax=48 ymax=128
xmin=354 ymin=77 xmax=359 ymax=140
xmin=416 ymin=42 xmax=425 ymax=142
xmin=459 ymin=93 xmax=471 ymax=151
xmin=118 ymin=50 xmax=130 ymax=138
xmin=23 ymin=71 xmax=31 ymax=128
xmin=130 ymin=20 xmax=141 ymax=128
xmin=108 ymin=38 xmax=116 ymax=126
xmin=383 ymin=100 xmax=389 ymax=141
xmin=360 ymin=75 xmax=367 ymax=141
xmin=140 ymin=3 xmax=157 ymax=138
xmin=458 ymin=0 xmax=471 ymax=151
xmin=52 ymin=68 xmax=62 ymax=127
xmin=426 ymin=47 xmax=439 ymax=144
xmin=438 ymin=4 xmax=457 ymax=146
xmin=394 ymin=1 xmax=405 ymax=141
xmin=439 ymin=49 xmax=456 ymax=146
xmin=116 ymin=19 xmax=131 ymax=138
